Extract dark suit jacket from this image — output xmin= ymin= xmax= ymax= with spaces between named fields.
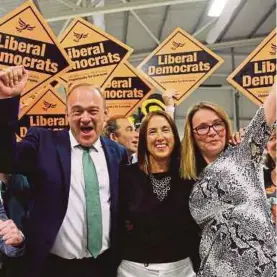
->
xmin=1 ymin=174 xmax=31 ymax=232
xmin=0 ymin=203 xmax=25 ymax=259
xmin=0 ymin=96 xmax=128 ymax=277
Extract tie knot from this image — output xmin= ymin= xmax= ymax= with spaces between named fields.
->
xmin=81 ymin=146 xmax=90 ymax=152
xmin=79 ymin=144 xmax=98 ymax=153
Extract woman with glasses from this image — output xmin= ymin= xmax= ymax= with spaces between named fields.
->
xmin=180 ymin=83 xmax=276 ymax=277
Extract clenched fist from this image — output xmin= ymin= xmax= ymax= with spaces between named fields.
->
xmin=0 ymin=219 xmax=24 ymax=246
xmin=0 ymin=65 xmax=28 ymax=99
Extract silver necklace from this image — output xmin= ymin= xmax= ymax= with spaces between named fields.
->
xmin=149 ymin=174 xmax=171 ymax=201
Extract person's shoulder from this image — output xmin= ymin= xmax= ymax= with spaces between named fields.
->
xmin=26 ymin=127 xmax=69 ymax=139
xmin=22 ymin=127 xmax=52 ymax=141
xmin=27 ymin=126 xmax=48 ymax=134
xmin=120 ymin=162 xmax=140 ymax=175
xmin=178 ymin=176 xmax=196 ymax=193
xmin=101 ymin=136 xmax=118 ymax=147
xmin=101 ymin=136 xmax=126 ymax=154
xmin=119 ymin=163 xmax=145 ymax=189
xmin=121 ymin=162 xmax=138 ymax=170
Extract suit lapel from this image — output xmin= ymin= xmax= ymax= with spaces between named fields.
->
xmin=54 ymin=130 xmax=71 ymax=198
xmin=53 ymin=133 xmax=118 ymax=210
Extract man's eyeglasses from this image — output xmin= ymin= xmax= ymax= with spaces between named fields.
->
xmin=193 ymin=121 xmax=226 ymax=135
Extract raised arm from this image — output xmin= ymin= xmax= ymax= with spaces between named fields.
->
xmin=0 ymin=66 xmax=28 ymax=99
xmin=0 ymin=66 xmax=38 ymax=174
xmin=162 ymin=89 xmax=181 ymax=119
xmin=237 ymin=82 xmax=276 ymax=164
xmin=263 ymin=82 xmax=276 ymax=125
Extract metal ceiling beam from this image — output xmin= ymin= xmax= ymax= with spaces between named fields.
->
xmin=193 ymin=17 xmax=217 ymax=38
xmin=158 ymin=6 xmax=170 ymax=40
xmin=122 ymin=10 xmax=130 ymax=44
xmin=206 ymin=0 xmax=243 ymax=44
xmin=129 ymin=36 xmax=265 ymax=62
xmin=46 ymin=0 xmax=208 ymax=22
xmin=208 ymin=36 xmax=264 ymax=50
xmin=192 ymin=0 xmax=211 ymax=34
xmin=90 ymin=0 xmax=106 ymax=31
xmin=56 ymin=0 xmax=81 ymax=9
xmin=120 ymin=0 xmax=160 ymax=45
xmin=58 ymin=0 xmax=84 ymax=37
xmin=58 ymin=0 xmax=106 ymax=37
xmin=217 ymin=0 xmax=247 ymax=42
xmin=248 ymin=1 xmax=276 ymax=38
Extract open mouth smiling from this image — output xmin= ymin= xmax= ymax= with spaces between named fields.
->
xmin=155 ymin=143 xmax=167 ymax=150
xmin=80 ymin=126 xmax=94 ymax=134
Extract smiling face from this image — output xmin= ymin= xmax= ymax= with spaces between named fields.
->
xmin=192 ymin=108 xmax=227 ymax=163
xmin=66 ymin=85 xmax=107 ymax=147
xmin=146 ymin=115 xmax=175 ymax=164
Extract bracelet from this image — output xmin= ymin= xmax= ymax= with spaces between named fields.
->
xmin=165 ymin=106 xmax=175 ymax=112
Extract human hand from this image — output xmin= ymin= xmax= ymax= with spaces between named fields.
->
xmin=0 ymin=66 xmax=28 ymax=99
xmin=229 ymin=127 xmax=245 ymax=145
xmin=162 ymin=89 xmax=181 ymax=106
xmin=0 ymin=173 xmax=12 ymax=185
xmin=0 ymin=219 xmax=24 ymax=246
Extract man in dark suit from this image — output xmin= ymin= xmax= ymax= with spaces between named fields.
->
xmin=0 ymin=66 xmax=128 ymax=277
xmin=104 ymin=115 xmax=138 ymax=163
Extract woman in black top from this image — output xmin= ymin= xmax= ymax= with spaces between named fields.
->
xmin=117 ymin=111 xmax=200 ymax=277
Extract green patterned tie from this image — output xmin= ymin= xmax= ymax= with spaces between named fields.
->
xmin=82 ymin=147 xmax=102 ymax=258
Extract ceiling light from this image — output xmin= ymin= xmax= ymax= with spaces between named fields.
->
xmin=208 ymin=0 xmax=229 ymax=17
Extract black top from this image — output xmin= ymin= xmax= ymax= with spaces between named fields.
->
xmin=118 ymin=163 xmax=200 ymax=269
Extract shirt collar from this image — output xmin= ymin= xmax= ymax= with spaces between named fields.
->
xmin=69 ymin=129 xmax=101 ymax=152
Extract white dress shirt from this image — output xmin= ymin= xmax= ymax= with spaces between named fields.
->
xmin=130 ymin=153 xmax=137 ymax=164
xmin=51 ymin=131 xmax=111 ymax=259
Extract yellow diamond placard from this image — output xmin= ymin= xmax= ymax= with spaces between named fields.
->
xmin=227 ymin=29 xmax=276 ymax=105
xmin=60 ymin=17 xmax=133 ymax=89
xmin=105 ymin=62 xmax=155 ymax=117
xmin=138 ymin=27 xmax=224 ymax=105
xmin=0 ymin=0 xmax=71 ymax=110
xmin=17 ymin=86 xmax=68 ymax=140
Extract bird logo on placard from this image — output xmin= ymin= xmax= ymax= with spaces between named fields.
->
xmin=171 ymin=41 xmax=185 ymax=50
xmin=73 ymin=32 xmax=88 ymax=42
xmin=43 ymin=100 xmax=57 ymax=111
xmin=16 ymin=18 xmax=35 ymax=33
xmin=270 ymin=43 xmax=276 ymax=56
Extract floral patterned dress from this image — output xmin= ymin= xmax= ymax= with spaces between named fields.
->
xmin=189 ymin=107 xmax=276 ymax=277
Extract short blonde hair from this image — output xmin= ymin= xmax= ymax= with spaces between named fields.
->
xmin=181 ymin=102 xmax=232 ymax=180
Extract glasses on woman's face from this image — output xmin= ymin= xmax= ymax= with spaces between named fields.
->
xmin=193 ymin=121 xmax=226 ymax=136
